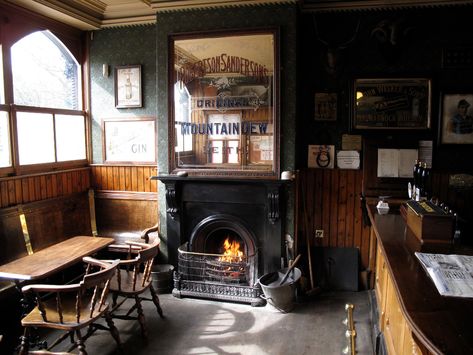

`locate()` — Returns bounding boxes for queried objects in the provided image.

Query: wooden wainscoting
[0,168,91,208]
[297,169,467,274]
[90,165,157,192]
[298,169,371,270]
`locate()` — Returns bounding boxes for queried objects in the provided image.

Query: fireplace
[154,175,286,305]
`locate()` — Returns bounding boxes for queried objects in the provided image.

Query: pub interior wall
[38,3,473,264]
[298,7,473,173]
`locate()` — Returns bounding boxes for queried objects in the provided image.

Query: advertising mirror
[169,29,279,178]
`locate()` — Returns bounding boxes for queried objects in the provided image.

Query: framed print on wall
[314,93,337,121]
[114,65,142,108]
[103,117,156,163]
[352,78,431,130]
[440,93,473,144]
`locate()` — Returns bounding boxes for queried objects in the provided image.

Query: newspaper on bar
[415,252,473,298]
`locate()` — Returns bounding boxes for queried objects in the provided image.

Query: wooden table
[0,236,114,281]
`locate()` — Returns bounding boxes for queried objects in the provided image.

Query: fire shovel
[279,254,302,286]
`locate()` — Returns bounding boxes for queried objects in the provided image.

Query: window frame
[0,7,88,178]
[0,104,13,175]
[8,104,88,175]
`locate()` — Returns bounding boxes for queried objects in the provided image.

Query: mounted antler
[313,17,360,75]
[371,17,413,46]
[370,17,415,62]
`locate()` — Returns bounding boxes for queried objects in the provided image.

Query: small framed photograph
[103,117,156,163]
[440,93,473,144]
[314,93,337,121]
[114,65,142,108]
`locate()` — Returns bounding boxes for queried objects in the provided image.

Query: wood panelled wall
[298,169,371,270]
[1,164,465,273]
[0,165,157,208]
[90,165,157,192]
[298,168,469,273]
[0,168,90,208]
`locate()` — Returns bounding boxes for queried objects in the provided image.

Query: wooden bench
[0,190,159,293]
[0,192,93,294]
[0,190,158,354]
[92,190,158,244]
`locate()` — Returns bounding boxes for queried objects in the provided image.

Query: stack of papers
[415,252,473,298]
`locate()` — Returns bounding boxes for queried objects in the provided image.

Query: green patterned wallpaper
[88,4,297,261]
[89,24,157,163]
[156,4,297,174]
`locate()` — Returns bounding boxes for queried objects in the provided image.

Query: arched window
[0,30,86,173]
[11,31,81,109]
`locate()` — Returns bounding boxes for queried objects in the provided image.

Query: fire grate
[173,243,264,306]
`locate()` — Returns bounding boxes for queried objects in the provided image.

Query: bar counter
[368,205,473,355]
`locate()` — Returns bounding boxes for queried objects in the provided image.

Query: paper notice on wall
[341,134,362,151]
[399,149,418,178]
[377,149,399,177]
[337,150,360,169]
[377,149,418,178]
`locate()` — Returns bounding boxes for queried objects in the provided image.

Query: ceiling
[4,0,472,30]
[3,0,296,30]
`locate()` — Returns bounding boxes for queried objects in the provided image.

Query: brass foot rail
[342,303,356,355]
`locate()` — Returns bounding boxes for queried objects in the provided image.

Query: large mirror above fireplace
[169,28,280,178]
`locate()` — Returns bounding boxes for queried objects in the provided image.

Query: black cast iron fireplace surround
[153,175,287,305]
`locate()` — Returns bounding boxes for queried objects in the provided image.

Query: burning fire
[219,237,244,262]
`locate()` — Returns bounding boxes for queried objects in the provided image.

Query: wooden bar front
[368,205,473,355]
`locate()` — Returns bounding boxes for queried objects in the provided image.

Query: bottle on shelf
[411,160,419,199]
[421,162,431,199]
[415,161,423,201]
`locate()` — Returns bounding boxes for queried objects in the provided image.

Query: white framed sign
[103,117,156,163]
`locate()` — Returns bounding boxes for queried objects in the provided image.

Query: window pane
[17,112,55,165]
[0,111,11,167]
[56,114,86,161]
[227,140,240,164]
[0,46,4,104]
[11,31,81,110]
[210,141,223,164]
[174,82,192,152]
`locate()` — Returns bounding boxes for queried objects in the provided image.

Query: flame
[219,237,244,262]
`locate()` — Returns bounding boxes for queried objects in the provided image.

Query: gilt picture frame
[352,78,431,130]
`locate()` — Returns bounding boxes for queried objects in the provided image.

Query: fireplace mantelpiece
[152,175,287,278]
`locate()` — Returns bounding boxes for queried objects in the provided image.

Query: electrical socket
[315,229,324,238]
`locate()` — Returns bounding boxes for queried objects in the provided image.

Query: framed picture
[314,93,337,121]
[169,28,279,178]
[102,117,156,163]
[440,93,473,144]
[352,78,431,130]
[114,65,142,108]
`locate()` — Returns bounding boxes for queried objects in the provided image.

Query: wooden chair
[104,239,164,341]
[105,222,159,254]
[18,257,121,355]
